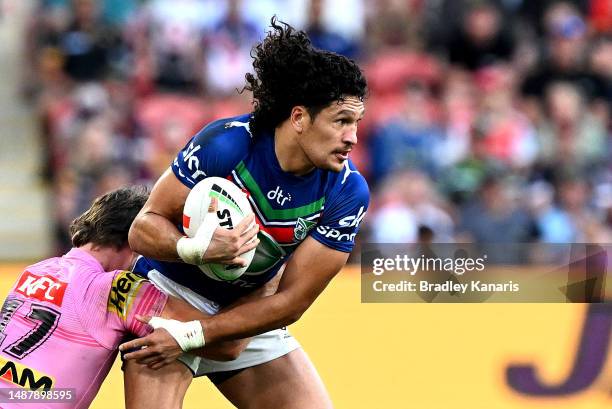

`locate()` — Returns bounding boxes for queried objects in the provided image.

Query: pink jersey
[0,248,168,409]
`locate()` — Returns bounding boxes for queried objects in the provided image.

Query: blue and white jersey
[134,114,369,306]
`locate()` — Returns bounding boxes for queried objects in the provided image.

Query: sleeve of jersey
[310,173,370,253]
[171,118,250,188]
[107,271,168,338]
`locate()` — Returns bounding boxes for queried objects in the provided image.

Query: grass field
[0,263,610,408]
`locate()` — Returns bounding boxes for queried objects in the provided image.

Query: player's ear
[290,106,309,133]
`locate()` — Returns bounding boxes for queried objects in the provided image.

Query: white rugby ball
[182,177,255,281]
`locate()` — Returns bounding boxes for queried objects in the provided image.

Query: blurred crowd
[22,0,612,254]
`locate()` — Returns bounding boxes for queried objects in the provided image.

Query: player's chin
[324,162,343,173]
[325,155,347,172]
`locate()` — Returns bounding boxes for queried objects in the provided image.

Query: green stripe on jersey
[236,161,325,220]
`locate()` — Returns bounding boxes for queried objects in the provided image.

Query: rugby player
[0,187,256,409]
[122,18,369,409]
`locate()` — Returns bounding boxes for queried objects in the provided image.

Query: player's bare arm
[128,169,188,260]
[121,236,348,365]
[158,296,247,362]
[129,168,259,265]
[203,238,349,342]
[126,267,282,368]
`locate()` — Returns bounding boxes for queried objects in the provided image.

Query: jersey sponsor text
[14,272,67,307]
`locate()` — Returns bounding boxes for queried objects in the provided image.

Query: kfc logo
[15,272,67,307]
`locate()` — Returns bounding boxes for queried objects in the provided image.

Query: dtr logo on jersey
[267,186,292,206]
[14,272,67,307]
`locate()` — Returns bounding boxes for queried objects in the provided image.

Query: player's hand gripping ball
[183,177,256,281]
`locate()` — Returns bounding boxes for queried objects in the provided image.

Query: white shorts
[147,270,301,377]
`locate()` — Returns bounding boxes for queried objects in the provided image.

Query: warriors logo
[294,218,316,241]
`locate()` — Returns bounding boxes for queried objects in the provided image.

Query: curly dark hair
[244,17,367,136]
[70,186,149,249]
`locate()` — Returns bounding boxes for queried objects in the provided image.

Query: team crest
[294,218,316,241]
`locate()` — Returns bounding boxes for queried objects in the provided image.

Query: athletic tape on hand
[176,212,218,265]
[148,317,205,351]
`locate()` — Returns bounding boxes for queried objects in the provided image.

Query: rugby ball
[182,177,255,281]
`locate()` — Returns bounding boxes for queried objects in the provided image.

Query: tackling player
[0,187,255,409]
[121,18,369,409]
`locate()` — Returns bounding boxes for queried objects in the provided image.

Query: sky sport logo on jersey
[315,206,366,242]
[182,142,207,181]
[339,206,366,228]
[316,226,358,242]
[14,272,67,308]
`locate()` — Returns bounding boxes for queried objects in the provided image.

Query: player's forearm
[129,212,182,261]
[161,295,250,361]
[177,281,278,359]
[202,292,307,344]
[201,245,340,343]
